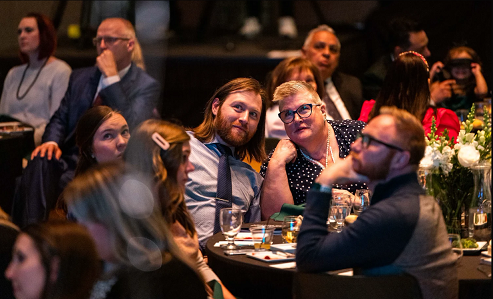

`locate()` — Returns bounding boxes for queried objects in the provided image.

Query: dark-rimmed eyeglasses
[356,132,405,152]
[92,36,130,46]
[278,103,321,124]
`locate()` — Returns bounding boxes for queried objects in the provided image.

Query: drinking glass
[332,192,353,212]
[282,216,301,243]
[249,225,275,251]
[220,208,243,250]
[330,205,349,233]
[353,189,371,215]
[448,234,463,260]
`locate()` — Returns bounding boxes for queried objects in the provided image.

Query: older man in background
[302,25,364,120]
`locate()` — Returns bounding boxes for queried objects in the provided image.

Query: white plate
[270,243,296,254]
[234,232,253,240]
[246,251,295,263]
[481,251,491,258]
[462,241,487,252]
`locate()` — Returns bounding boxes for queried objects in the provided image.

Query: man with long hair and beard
[185,78,266,250]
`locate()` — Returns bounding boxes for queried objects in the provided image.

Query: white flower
[458,144,480,167]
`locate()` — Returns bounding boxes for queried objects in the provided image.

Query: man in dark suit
[302,25,364,120]
[362,18,433,101]
[12,18,160,227]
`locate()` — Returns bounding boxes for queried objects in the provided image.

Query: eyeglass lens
[280,104,315,123]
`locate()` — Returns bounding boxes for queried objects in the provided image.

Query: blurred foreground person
[64,162,207,299]
[5,220,100,299]
[296,106,458,299]
[125,119,235,298]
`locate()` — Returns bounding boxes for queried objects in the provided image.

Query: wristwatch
[311,182,332,193]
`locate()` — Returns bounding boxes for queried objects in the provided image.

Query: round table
[206,224,491,299]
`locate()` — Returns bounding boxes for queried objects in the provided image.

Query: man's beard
[215,110,253,147]
[350,151,394,181]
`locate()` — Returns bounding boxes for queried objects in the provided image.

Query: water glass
[249,225,275,250]
[282,216,301,243]
[448,234,463,260]
[354,189,371,215]
[330,205,349,233]
[220,208,243,250]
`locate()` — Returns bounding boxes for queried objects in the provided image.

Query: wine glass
[282,216,301,243]
[448,234,463,260]
[354,189,371,215]
[220,208,243,250]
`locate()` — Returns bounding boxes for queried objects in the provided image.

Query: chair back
[293,272,422,299]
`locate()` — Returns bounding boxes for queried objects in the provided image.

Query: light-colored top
[265,105,288,139]
[326,77,351,120]
[184,132,262,249]
[0,58,71,145]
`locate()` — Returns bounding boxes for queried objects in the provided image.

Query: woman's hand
[471,62,482,76]
[269,139,297,166]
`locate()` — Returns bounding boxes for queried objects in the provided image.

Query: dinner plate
[246,251,295,263]
[481,251,491,258]
[270,243,296,254]
[234,232,253,240]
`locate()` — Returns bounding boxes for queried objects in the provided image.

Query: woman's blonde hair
[63,161,183,271]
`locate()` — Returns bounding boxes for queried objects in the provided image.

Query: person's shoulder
[128,63,159,84]
[333,71,361,83]
[49,58,72,70]
[328,119,366,130]
[71,65,98,77]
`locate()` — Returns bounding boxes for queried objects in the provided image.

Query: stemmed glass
[354,189,371,215]
[448,234,463,260]
[220,208,243,250]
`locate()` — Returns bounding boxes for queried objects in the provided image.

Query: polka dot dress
[260,119,367,205]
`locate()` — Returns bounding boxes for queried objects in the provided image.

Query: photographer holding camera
[430,46,488,111]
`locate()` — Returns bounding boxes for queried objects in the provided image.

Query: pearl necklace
[300,124,335,169]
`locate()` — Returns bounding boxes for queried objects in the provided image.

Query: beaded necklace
[300,124,335,169]
[16,57,49,100]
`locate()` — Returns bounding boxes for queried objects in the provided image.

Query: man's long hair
[192,78,266,162]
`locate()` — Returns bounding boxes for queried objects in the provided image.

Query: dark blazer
[43,63,160,160]
[331,71,365,120]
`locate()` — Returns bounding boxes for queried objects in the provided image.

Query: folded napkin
[270,203,306,221]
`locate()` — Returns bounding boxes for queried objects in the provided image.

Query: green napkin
[269,203,306,221]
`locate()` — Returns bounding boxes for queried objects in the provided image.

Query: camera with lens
[435,58,473,84]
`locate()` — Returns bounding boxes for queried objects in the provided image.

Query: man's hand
[31,143,62,160]
[315,156,369,186]
[429,61,444,80]
[430,79,456,105]
[269,139,297,167]
[96,49,118,77]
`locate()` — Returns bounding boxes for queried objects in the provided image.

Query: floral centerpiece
[419,104,491,234]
